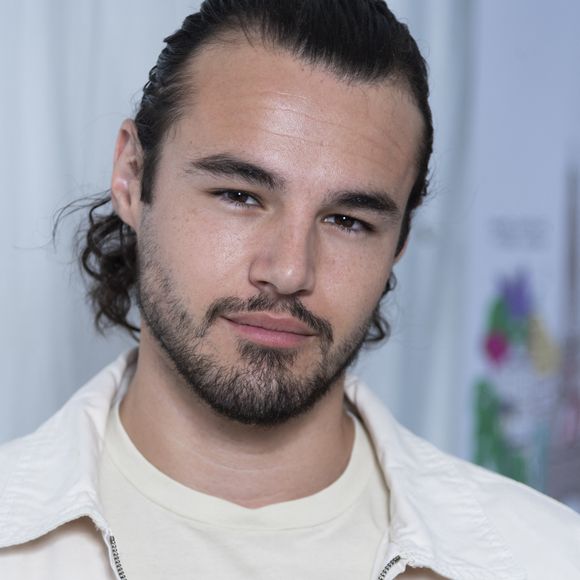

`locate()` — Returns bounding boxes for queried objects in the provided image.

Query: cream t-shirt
[98,400,389,579]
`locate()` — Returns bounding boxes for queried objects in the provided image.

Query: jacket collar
[0,350,524,579]
[345,376,525,580]
[0,351,135,548]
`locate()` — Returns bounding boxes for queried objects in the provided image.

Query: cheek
[319,248,393,333]
[153,209,254,298]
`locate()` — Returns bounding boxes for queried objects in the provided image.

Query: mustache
[200,294,334,345]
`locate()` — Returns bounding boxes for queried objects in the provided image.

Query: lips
[222,313,316,348]
[224,313,315,335]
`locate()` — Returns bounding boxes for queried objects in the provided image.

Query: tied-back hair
[71,0,433,344]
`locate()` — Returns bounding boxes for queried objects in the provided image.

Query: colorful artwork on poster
[474,171,580,510]
[475,271,560,487]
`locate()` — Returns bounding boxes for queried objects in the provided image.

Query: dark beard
[137,248,371,426]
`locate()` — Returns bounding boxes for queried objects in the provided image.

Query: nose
[248,219,317,297]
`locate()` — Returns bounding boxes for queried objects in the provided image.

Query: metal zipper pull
[377,555,402,579]
[108,535,129,580]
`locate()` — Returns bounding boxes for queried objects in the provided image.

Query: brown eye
[335,215,356,229]
[324,214,369,233]
[226,191,255,204]
[213,190,260,206]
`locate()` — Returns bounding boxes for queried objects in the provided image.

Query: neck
[120,339,354,508]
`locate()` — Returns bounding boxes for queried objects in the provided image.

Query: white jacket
[0,350,579,579]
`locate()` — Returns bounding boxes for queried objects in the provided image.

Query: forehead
[164,39,424,201]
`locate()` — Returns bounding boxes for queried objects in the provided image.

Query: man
[1,1,579,578]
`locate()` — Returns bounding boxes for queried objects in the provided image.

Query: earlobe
[110,119,143,231]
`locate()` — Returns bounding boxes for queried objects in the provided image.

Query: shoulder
[0,433,30,501]
[451,455,580,576]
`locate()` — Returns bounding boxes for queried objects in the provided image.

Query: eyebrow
[185,154,285,191]
[186,153,402,221]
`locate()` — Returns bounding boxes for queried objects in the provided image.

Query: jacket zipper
[377,555,401,579]
[108,535,129,580]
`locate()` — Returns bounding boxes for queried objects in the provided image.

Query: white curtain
[0,1,471,447]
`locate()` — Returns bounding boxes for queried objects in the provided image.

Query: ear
[110,119,143,231]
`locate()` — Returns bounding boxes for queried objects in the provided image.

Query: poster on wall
[472,169,580,511]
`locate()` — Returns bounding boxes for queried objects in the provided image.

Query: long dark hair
[73,0,433,344]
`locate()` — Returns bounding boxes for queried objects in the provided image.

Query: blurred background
[1,1,579,510]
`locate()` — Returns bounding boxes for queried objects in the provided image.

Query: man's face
[133,40,423,425]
